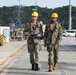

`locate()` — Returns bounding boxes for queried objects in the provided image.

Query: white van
[64,30,76,37]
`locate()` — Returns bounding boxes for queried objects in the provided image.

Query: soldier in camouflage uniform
[44,13,62,72]
[25,11,43,71]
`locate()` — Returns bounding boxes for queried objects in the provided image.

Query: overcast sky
[0,0,75,8]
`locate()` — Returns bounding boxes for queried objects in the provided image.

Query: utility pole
[17,0,21,28]
[35,0,38,11]
[69,0,72,30]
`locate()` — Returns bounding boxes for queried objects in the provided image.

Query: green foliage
[0,6,76,29]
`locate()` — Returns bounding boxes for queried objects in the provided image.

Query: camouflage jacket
[25,21,43,39]
[44,22,63,46]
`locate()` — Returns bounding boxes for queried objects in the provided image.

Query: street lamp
[17,0,21,28]
[32,0,38,11]
[35,0,38,11]
[62,20,65,29]
[69,0,72,30]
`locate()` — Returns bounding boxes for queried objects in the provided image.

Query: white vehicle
[64,30,76,37]
[62,30,66,36]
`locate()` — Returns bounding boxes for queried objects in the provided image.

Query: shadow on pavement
[58,62,76,71]
[60,45,76,52]
[0,67,58,75]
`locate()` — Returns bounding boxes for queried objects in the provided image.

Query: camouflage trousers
[47,45,59,65]
[30,49,39,64]
[27,38,41,64]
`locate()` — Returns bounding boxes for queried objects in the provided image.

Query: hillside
[0,5,76,29]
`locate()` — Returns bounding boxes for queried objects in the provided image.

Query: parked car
[63,30,76,37]
[62,30,66,36]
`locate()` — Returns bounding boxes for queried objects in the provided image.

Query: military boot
[49,65,52,72]
[53,63,57,70]
[31,64,34,70]
[35,64,40,71]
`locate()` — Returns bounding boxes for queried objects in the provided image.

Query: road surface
[0,37,76,75]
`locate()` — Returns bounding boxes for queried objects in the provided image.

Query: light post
[60,21,65,30]
[32,0,38,11]
[69,0,72,30]
[35,0,38,11]
[17,0,21,28]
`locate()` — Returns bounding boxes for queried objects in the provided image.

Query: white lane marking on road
[0,59,18,75]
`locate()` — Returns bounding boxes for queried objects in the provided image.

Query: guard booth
[0,26,10,45]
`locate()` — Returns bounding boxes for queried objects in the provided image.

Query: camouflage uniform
[44,22,62,65]
[26,21,43,64]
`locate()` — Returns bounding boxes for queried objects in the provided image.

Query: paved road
[0,37,76,75]
[0,41,26,65]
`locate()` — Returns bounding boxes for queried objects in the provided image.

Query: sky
[0,0,76,8]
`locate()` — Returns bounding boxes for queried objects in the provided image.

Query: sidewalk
[0,40,27,65]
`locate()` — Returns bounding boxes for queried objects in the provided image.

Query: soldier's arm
[44,25,48,46]
[39,24,43,39]
[57,24,63,43]
[24,23,31,39]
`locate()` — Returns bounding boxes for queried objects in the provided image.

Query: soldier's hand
[44,44,47,47]
[27,33,31,38]
[37,34,41,37]
[28,33,31,36]
[58,42,60,46]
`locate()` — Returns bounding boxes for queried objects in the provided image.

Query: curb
[0,44,26,65]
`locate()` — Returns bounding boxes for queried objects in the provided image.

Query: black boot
[31,64,34,70]
[35,64,40,71]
